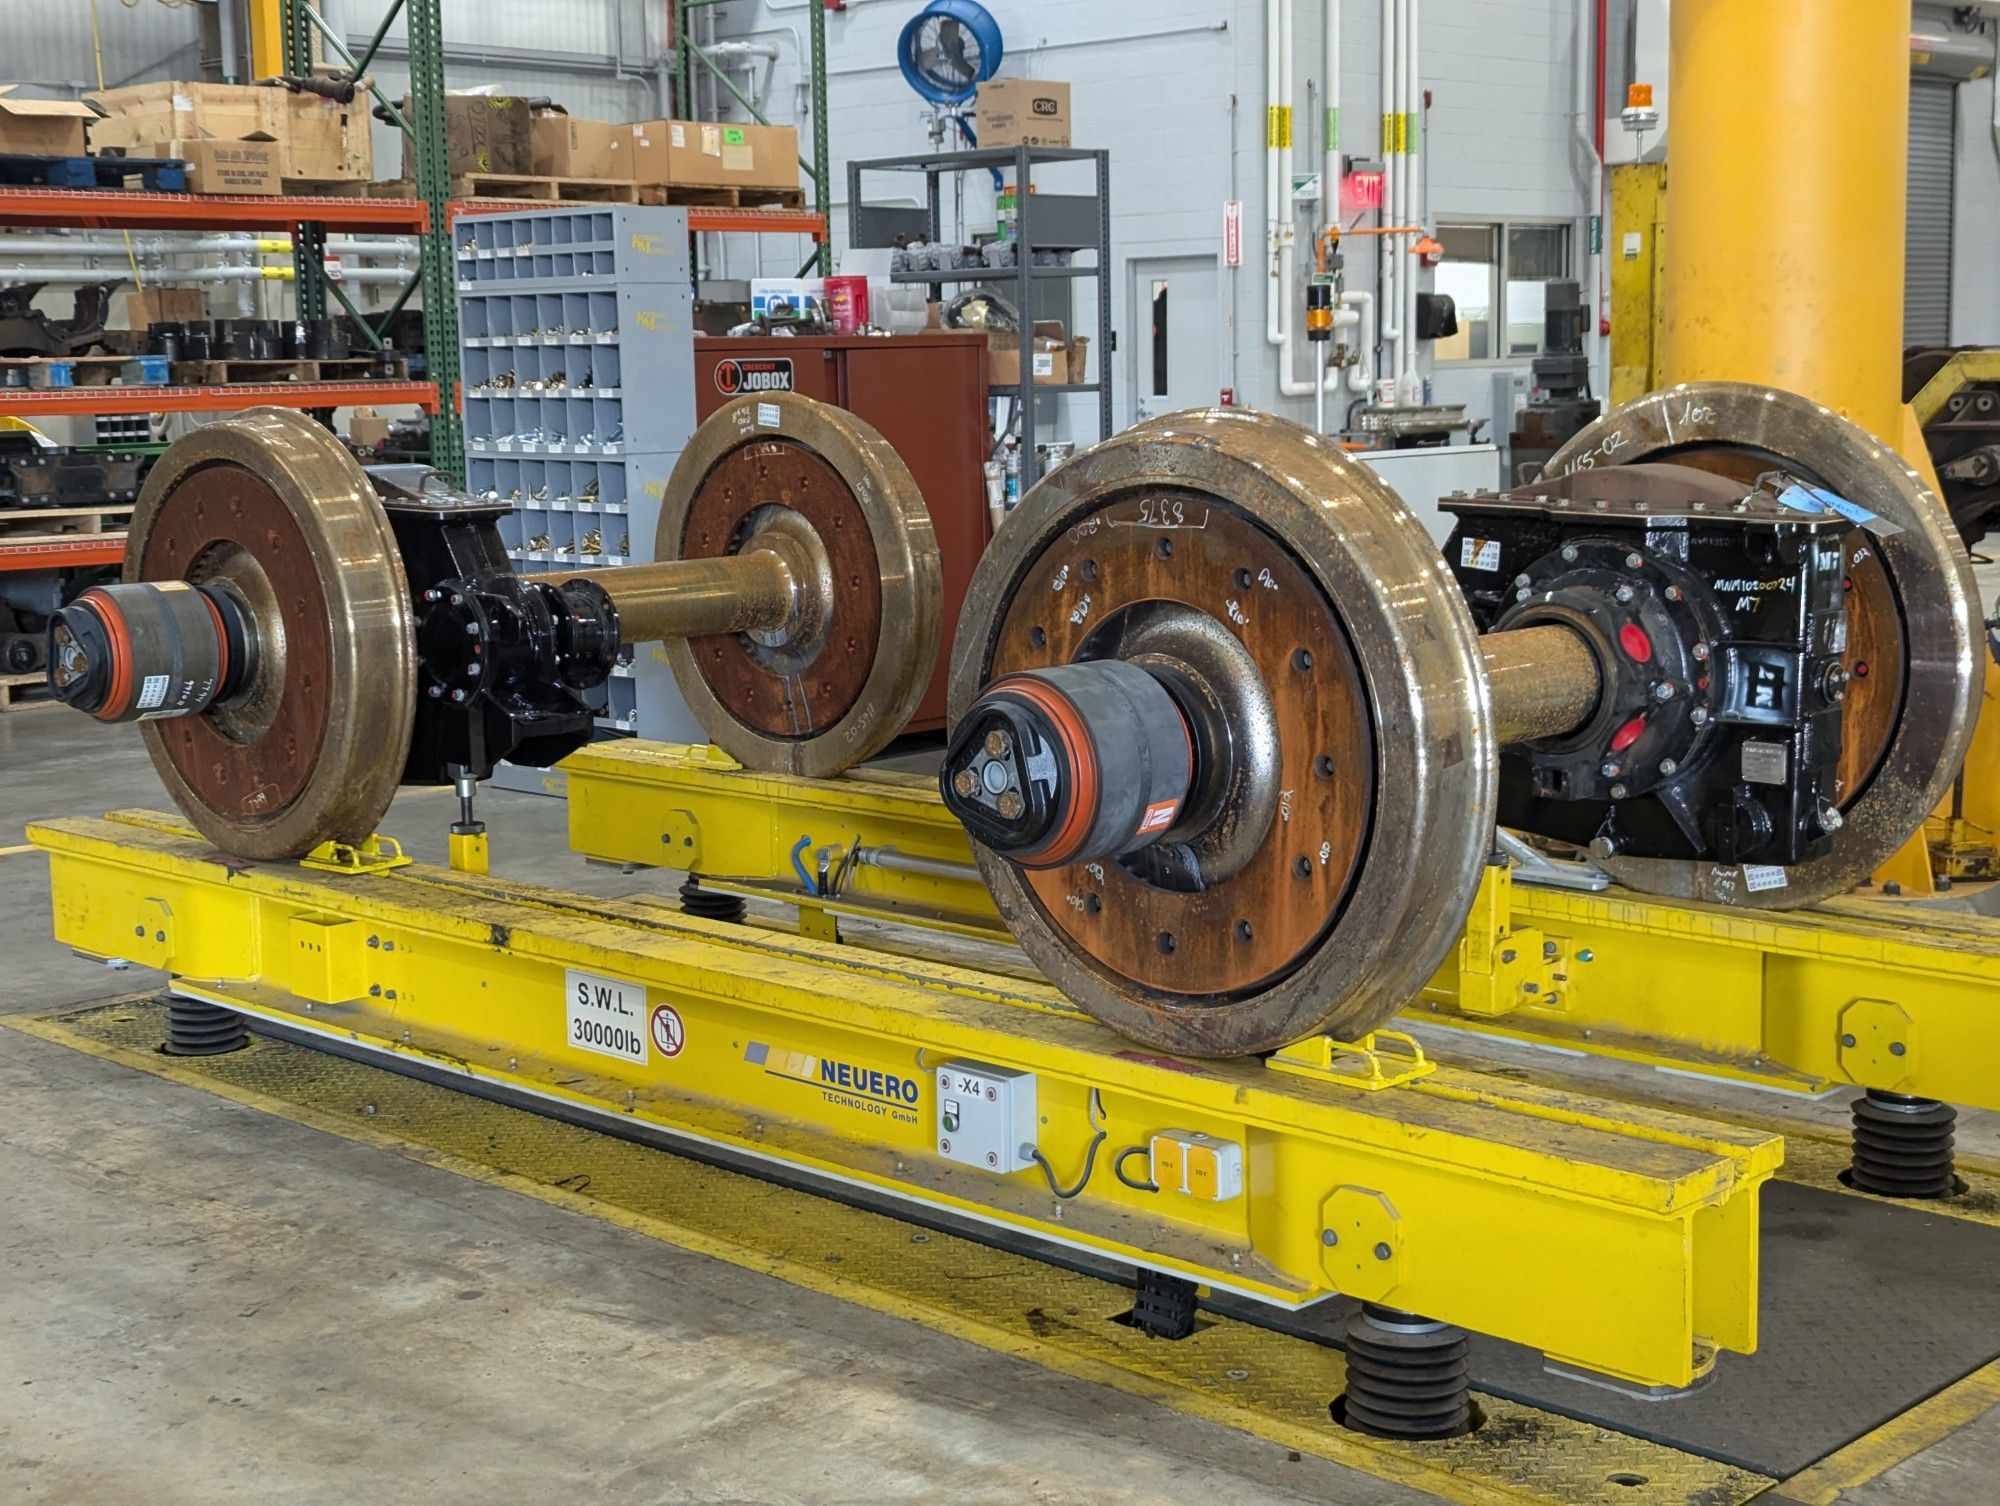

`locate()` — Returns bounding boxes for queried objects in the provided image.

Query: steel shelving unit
[0,186,437,586]
[847,146,1112,489]
[674,0,831,274]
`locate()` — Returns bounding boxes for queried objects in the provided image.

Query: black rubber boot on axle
[160,996,247,1057]
[1335,1305,1476,1440]
[678,875,747,924]
[1848,1090,1957,1199]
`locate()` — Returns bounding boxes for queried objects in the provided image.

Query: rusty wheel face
[660,394,940,777]
[127,408,415,859]
[951,408,1494,1057]
[1547,383,1980,906]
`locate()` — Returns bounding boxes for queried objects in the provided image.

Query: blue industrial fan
[897,0,1004,108]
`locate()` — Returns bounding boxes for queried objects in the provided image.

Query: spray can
[1003,436,1022,504]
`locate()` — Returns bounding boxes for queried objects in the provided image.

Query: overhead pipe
[1379,0,1400,375]
[173,265,415,284]
[1265,0,1290,353]
[1401,0,1422,398]
[1572,0,1607,385]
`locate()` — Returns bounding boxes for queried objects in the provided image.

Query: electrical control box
[1150,1130,1245,1201]
[935,1060,1037,1174]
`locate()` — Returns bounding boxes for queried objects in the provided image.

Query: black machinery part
[376,473,621,785]
[1905,346,2000,545]
[0,280,118,359]
[1444,462,1853,871]
[1848,1091,1958,1200]
[46,578,254,723]
[940,658,1195,871]
[1335,1306,1477,1441]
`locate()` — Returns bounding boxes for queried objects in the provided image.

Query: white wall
[1953,72,2000,346]
[2,0,1994,409]
[710,0,1599,439]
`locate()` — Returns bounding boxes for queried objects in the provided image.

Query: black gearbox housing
[373,471,623,784]
[1443,464,1855,870]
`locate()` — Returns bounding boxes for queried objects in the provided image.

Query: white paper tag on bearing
[135,673,170,712]
[565,968,648,1063]
[756,401,781,429]
[1742,864,1789,893]
[1459,537,1501,572]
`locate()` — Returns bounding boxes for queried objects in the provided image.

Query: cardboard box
[611,119,800,192]
[125,288,205,328]
[530,107,620,179]
[87,82,285,149]
[281,93,371,181]
[407,92,535,179]
[749,278,827,323]
[129,138,281,195]
[988,321,1071,387]
[1066,334,1091,385]
[86,82,368,180]
[975,79,1072,148]
[348,409,393,450]
[0,86,96,157]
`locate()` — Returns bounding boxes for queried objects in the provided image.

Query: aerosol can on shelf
[1003,436,1022,504]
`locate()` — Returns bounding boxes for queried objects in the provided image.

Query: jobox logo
[715,357,795,396]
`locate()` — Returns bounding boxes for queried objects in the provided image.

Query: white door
[1128,255,1221,422]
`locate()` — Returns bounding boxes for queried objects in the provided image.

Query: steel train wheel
[125,407,417,860]
[949,408,1495,1057]
[1545,382,1981,906]
[659,394,943,778]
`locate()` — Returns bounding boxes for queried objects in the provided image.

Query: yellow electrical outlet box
[1149,1130,1244,1201]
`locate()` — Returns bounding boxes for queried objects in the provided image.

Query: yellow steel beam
[1608,161,1666,408]
[32,811,1778,1391]
[248,0,287,82]
[565,742,2000,1112]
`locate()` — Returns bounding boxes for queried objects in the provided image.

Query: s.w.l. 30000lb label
[565,967,648,1064]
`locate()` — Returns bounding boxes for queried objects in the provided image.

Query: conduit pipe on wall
[1403,0,1422,391]
[1270,0,1360,405]
[1379,0,1400,376]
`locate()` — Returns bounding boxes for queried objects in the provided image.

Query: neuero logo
[715,357,794,396]
[819,1057,921,1104]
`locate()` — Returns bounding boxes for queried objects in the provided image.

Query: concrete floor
[3,707,1998,1504]
[0,711,1433,1506]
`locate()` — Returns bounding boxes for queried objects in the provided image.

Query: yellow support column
[1661,0,1909,440]
[249,0,286,83]
[1663,0,1980,891]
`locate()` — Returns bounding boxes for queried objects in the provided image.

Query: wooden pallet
[648,183,807,210]
[0,670,52,713]
[279,176,384,198]
[167,356,407,386]
[0,152,188,192]
[371,175,806,210]
[0,505,133,538]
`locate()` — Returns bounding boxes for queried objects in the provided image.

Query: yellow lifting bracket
[1268,1031,1438,1091]
[300,834,413,876]
[32,811,1778,1392]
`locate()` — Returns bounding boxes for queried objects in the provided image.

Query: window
[1434,221,1574,363]
[1433,225,1497,361]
